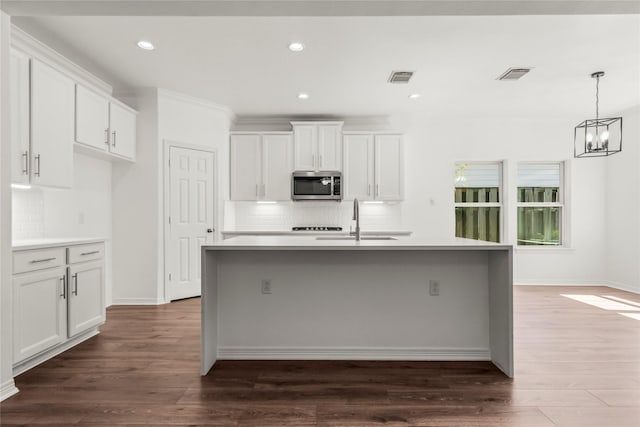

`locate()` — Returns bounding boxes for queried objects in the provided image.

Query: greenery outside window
[517,163,563,246]
[454,162,502,243]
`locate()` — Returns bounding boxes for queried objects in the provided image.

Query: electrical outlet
[261,279,272,294]
[429,280,440,296]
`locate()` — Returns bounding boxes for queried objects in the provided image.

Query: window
[517,162,563,246]
[454,162,502,243]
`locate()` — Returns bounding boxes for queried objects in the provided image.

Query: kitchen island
[201,237,513,377]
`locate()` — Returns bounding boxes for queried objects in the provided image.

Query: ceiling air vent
[388,71,414,84]
[497,68,532,81]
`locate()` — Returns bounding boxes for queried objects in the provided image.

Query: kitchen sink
[315,236,397,241]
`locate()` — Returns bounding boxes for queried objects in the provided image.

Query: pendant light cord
[595,75,600,121]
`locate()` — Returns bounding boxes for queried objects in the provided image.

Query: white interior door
[168,146,215,301]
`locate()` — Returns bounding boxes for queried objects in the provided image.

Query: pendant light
[574,71,622,158]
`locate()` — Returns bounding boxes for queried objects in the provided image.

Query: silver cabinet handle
[112,131,116,147]
[22,151,29,175]
[261,183,266,197]
[29,257,56,264]
[60,276,66,299]
[312,154,316,169]
[376,184,380,197]
[319,155,323,168]
[80,250,100,256]
[255,184,259,197]
[72,273,78,296]
[368,184,371,196]
[34,154,41,177]
[104,129,110,145]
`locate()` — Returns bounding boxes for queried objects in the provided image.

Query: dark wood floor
[1,286,639,426]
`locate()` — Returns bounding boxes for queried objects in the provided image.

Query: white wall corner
[0,11,16,402]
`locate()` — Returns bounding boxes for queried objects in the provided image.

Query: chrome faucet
[352,198,361,241]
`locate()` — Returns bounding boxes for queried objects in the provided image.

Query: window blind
[455,163,500,188]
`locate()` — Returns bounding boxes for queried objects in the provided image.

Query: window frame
[516,161,565,248]
[454,161,504,243]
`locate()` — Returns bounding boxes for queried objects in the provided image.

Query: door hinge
[169,273,172,280]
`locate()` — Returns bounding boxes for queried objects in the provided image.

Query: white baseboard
[110,297,167,305]
[0,379,19,402]
[12,329,99,377]
[514,280,640,294]
[217,346,490,361]
[605,281,640,294]
[514,280,608,286]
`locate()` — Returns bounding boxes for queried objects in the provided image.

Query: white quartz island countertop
[203,236,512,251]
[201,235,514,379]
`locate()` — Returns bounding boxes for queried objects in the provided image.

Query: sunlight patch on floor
[561,294,640,311]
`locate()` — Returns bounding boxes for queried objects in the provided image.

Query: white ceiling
[12,14,640,118]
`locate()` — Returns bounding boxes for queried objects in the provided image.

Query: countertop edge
[12,237,108,251]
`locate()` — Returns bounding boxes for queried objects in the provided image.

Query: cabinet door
[30,60,74,188]
[68,260,105,338]
[109,102,136,160]
[343,134,374,200]
[230,134,262,200]
[75,85,110,151]
[262,133,292,201]
[293,124,317,170]
[374,134,403,201]
[13,267,67,363]
[317,124,342,171]
[10,50,30,185]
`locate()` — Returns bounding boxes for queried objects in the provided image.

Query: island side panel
[201,248,218,375]
[488,248,514,377]
[216,249,492,360]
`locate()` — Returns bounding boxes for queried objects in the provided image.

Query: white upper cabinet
[343,133,403,201]
[230,133,262,201]
[343,133,374,200]
[75,84,137,161]
[292,121,343,171]
[374,134,403,200]
[109,102,137,160]
[230,132,292,201]
[262,133,293,201]
[75,85,110,151]
[10,49,30,185]
[30,59,75,189]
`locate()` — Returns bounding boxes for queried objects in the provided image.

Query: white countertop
[204,236,512,251]
[221,229,412,236]
[12,237,107,251]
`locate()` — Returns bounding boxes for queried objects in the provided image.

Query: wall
[0,11,19,401]
[111,88,162,304]
[12,153,114,304]
[111,89,232,304]
[606,106,640,293]
[394,114,607,285]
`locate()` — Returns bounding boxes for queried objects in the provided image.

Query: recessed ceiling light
[137,40,155,50]
[408,93,421,99]
[288,42,304,52]
[297,93,309,100]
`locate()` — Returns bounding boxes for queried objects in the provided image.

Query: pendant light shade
[574,72,622,158]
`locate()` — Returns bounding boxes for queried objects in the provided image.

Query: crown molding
[157,88,235,122]
[11,25,112,95]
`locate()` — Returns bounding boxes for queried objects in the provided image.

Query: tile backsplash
[225,200,403,231]
[12,188,45,240]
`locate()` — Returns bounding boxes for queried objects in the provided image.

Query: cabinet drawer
[68,243,104,264]
[13,248,66,274]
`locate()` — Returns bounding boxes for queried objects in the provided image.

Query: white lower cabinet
[12,242,105,369]
[12,267,67,362]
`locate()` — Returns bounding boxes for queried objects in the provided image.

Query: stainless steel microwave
[291,171,342,201]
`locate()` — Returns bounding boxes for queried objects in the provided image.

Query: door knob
[207,228,214,233]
